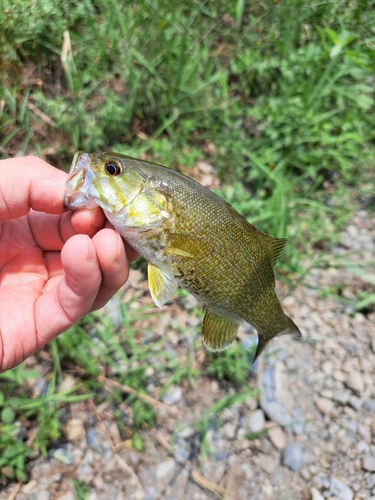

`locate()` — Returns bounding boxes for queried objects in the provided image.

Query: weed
[206,341,254,386]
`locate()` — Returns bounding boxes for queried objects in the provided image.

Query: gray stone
[348,395,362,411]
[371,338,375,353]
[333,389,350,405]
[328,477,353,500]
[362,455,375,472]
[247,409,265,433]
[76,463,94,482]
[162,385,182,405]
[365,399,375,411]
[343,420,358,433]
[53,448,75,466]
[36,492,50,500]
[282,442,304,471]
[291,408,305,435]
[174,446,189,464]
[145,487,157,500]
[155,459,176,483]
[261,401,292,426]
[368,474,375,489]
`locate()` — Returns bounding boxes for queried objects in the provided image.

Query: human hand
[0,156,134,373]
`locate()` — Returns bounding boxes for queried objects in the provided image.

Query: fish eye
[105,161,122,176]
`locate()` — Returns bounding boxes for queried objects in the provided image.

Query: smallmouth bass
[64,152,301,360]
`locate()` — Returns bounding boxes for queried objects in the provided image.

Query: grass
[1,0,375,486]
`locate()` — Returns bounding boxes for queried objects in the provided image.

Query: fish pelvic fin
[252,315,302,363]
[201,307,239,352]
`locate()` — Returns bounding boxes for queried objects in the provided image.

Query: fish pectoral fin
[148,263,177,308]
[165,233,211,258]
[201,307,239,352]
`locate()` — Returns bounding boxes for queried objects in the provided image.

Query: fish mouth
[64,152,98,210]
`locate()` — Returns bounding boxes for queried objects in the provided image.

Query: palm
[0,156,132,372]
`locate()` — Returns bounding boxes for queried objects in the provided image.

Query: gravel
[1,206,374,500]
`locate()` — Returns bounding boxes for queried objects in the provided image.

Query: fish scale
[64,151,301,361]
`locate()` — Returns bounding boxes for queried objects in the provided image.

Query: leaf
[1,406,15,424]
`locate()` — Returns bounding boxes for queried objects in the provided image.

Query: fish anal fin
[148,263,177,308]
[202,307,239,352]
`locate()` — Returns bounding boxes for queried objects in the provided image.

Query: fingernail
[87,239,98,263]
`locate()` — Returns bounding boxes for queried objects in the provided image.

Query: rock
[247,409,265,434]
[129,490,145,500]
[22,480,38,494]
[315,397,334,415]
[368,474,375,489]
[372,417,375,436]
[155,459,176,483]
[362,455,375,472]
[356,440,370,454]
[371,338,375,353]
[197,161,216,175]
[56,493,75,500]
[321,361,333,375]
[333,389,350,405]
[36,491,50,500]
[267,425,286,450]
[261,401,292,426]
[333,369,346,382]
[53,448,75,466]
[291,408,305,435]
[282,442,304,471]
[161,385,182,405]
[345,369,364,394]
[76,463,94,482]
[310,487,324,500]
[259,455,277,475]
[365,399,375,411]
[328,477,353,500]
[87,428,102,451]
[65,418,85,441]
[348,395,362,411]
[222,422,237,439]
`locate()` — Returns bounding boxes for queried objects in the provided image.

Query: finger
[90,229,129,310]
[35,234,103,346]
[70,207,106,236]
[28,206,106,251]
[0,156,68,220]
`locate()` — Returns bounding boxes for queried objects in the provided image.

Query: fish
[64,151,301,361]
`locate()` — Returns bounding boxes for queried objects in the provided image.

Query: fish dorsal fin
[225,204,288,267]
[201,307,240,352]
[148,263,177,308]
[244,221,287,267]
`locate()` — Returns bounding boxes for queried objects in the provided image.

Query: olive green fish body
[65,152,301,360]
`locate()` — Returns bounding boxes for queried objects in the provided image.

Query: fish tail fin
[252,313,302,363]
